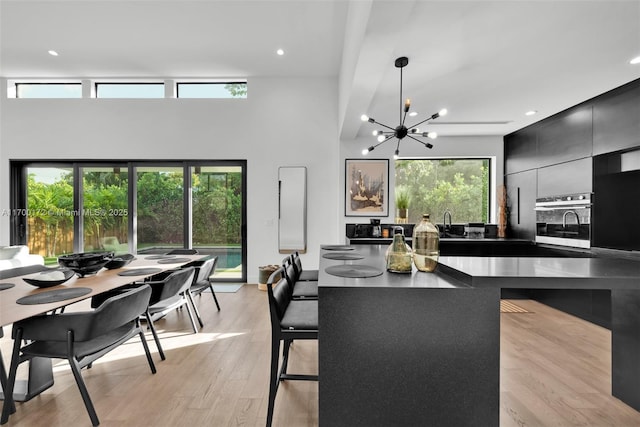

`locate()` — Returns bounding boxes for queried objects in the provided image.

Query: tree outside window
[395,159,489,226]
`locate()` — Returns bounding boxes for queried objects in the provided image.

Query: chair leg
[68,356,99,427]
[138,328,157,374]
[208,283,221,311]
[266,335,281,427]
[280,339,292,380]
[186,290,204,328]
[145,311,166,361]
[182,296,199,334]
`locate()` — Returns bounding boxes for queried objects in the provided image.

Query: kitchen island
[318,245,500,427]
[318,245,640,426]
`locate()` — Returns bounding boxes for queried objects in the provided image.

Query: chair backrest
[15,285,152,342]
[194,256,217,284]
[153,266,196,303]
[85,285,153,340]
[266,267,290,324]
[291,252,304,278]
[281,258,298,294]
[166,248,199,255]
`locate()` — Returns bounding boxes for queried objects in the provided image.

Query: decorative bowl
[23,268,75,288]
[104,253,135,270]
[58,252,114,277]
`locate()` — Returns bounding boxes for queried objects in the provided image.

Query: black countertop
[319,244,467,289]
[437,256,640,290]
[320,244,640,291]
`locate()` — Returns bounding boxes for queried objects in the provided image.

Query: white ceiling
[1,0,640,139]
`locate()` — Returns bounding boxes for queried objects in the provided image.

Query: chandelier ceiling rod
[361,56,447,159]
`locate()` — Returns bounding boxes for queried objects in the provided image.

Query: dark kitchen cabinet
[536,106,593,167]
[505,169,536,240]
[593,80,640,156]
[537,157,592,197]
[505,126,538,174]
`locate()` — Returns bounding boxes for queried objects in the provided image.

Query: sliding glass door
[11,160,247,282]
[135,166,184,253]
[82,166,129,253]
[191,166,243,280]
[24,166,74,262]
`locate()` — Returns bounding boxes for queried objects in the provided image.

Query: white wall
[339,134,505,238]
[0,77,340,282]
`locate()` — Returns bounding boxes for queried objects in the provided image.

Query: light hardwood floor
[2,287,640,426]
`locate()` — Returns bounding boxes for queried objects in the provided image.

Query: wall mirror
[278,166,307,253]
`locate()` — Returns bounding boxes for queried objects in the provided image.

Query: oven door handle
[535,205,590,211]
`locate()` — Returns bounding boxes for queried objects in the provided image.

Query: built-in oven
[535,193,591,248]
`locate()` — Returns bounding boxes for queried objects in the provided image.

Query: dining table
[0,253,203,424]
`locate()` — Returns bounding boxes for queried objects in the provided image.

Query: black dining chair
[282,256,318,300]
[1,285,155,427]
[265,267,318,427]
[142,266,198,361]
[290,251,319,282]
[184,256,220,328]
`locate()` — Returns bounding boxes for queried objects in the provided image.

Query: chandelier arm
[401,110,409,127]
[369,120,396,132]
[372,135,396,150]
[407,116,435,130]
[407,134,433,149]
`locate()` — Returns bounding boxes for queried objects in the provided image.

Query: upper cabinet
[537,157,592,197]
[505,126,538,174]
[536,106,593,167]
[593,80,640,156]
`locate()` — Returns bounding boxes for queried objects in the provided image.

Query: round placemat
[325,264,383,278]
[322,252,365,260]
[0,283,15,291]
[16,287,92,305]
[118,268,163,276]
[157,257,191,264]
[145,255,175,260]
[322,245,355,251]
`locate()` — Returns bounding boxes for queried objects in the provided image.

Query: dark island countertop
[437,256,640,290]
[319,244,468,289]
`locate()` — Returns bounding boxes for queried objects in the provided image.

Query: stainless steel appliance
[535,193,591,248]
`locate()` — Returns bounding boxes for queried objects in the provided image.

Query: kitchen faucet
[443,209,452,234]
[562,210,580,228]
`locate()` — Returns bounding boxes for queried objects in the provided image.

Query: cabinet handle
[517,187,521,225]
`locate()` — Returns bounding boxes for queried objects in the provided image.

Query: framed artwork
[345,158,389,217]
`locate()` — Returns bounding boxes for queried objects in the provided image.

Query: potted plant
[395,187,411,223]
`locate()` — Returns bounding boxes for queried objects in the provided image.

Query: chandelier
[361,56,447,159]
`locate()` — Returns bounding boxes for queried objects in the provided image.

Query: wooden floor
[2,287,640,426]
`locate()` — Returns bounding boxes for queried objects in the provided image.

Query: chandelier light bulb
[404,98,411,112]
[377,134,386,143]
[362,148,370,155]
[630,56,640,65]
[361,114,369,122]
[427,132,437,139]
[439,108,448,116]
[372,130,379,136]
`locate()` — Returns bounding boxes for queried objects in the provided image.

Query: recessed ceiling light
[630,56,640,65]
[409,111,418,117]
[48,50,59,56]
[525,110,537,116]
[276,48,284,56]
